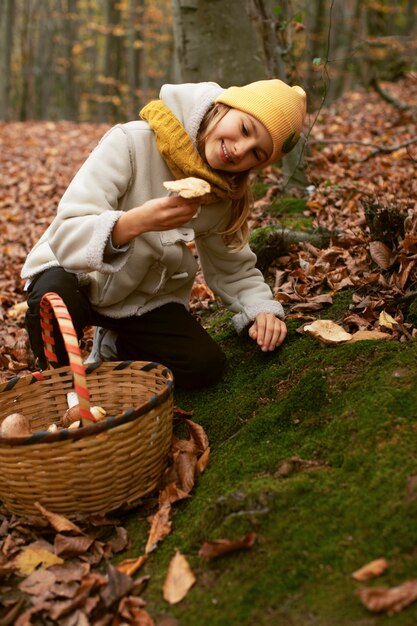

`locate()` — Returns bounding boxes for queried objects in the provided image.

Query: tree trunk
[304,0,327,111]
[170,0,268,86]
[246,0,289,79]
[0,0,15,121]
[99,0,122,122]
[246,0,307,189]
[62,0,80,121]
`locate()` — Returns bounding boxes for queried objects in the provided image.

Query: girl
[22,79,306,389]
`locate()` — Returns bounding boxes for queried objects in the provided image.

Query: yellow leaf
[163,551,196,604]
[14,546,63,576]
[7,301,28,318]
[379,311,397,329]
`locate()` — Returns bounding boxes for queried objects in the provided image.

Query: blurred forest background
[0,0,416,124]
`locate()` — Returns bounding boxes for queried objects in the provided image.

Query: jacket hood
[159,82,224,144]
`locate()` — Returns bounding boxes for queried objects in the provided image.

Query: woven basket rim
[0,359,174,447]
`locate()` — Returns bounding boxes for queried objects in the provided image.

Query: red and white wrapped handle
[40,292,95,423]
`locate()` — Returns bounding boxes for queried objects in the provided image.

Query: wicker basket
[0,292,174,518]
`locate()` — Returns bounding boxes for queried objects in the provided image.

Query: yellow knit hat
[215,79,307,164]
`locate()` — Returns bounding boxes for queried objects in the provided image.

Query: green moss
[266,196,312,231]
[118,305,417,625]
[268,196,308,217]
[251,181,270,199]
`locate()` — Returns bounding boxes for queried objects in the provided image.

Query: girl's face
[204,108,273,173]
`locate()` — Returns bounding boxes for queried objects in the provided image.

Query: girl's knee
[176,343,226,389]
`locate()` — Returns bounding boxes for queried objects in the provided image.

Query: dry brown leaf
[348,330,391,342]
[402,234,417,253]
[357,579,417,613]
[163,177,211,198]
[369,240,396,269]
[145,503,172,554]
[100,564,133,609]
[34,501,83,534]
[18,568,56,595]
[54,533,95,558]
[352,557,389,581]
[162,551,196,605]
[196,447,211,475]
[183,418,209,452]
[304,319,352,344]
[174,450,197,494]
[198,532,257,560]
[159,482,191,507]
[116,554,148,577]
[118,596,155,625]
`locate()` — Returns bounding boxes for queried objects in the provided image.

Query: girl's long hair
[197,103,252,251]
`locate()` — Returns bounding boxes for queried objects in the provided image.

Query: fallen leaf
[14,546,64,576]
[182,418,209,452]
[198,532,257,560]
[379,310,398,329]
[369,240,396,269]
[107,525,130,554]
[100,564,133,609]
[357,579,417,613]
[18,568,56,595]
[352,557,389,581]
[174,450,197,494]
[159,482,191,507]
[163,551,196,605]
[304,319,352,344]
[34,501,83,534]
[116,554,148,577]
[196,447,211,474]
[145,504,172,554]
[348,330,391,342]
[118,596,155,625]
[7,301,28,318]
[54,533,95,557]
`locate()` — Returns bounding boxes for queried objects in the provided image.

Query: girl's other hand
[248,313,287,351]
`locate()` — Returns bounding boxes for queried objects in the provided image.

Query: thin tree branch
[369,76,411,112]
[309,137,417,162]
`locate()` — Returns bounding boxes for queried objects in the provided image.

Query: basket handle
[40,292,96,423]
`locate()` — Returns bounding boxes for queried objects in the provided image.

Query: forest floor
[0,75,417,625]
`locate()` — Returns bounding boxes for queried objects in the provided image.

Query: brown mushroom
[163,177,211,198]
[0,413,32,438]
[62,405,83,428]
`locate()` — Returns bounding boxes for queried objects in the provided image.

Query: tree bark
[0,0,15,121]
[170,0,268,86]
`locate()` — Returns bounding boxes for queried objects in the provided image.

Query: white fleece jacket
[21,82,284,332]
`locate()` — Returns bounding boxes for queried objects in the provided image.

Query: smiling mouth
[221,141,233,163]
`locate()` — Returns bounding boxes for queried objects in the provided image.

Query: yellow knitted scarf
[140,100,237,204]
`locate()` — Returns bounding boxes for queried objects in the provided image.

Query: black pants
[25,267,226,389]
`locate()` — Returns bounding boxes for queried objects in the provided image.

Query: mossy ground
[119,297,417,625]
